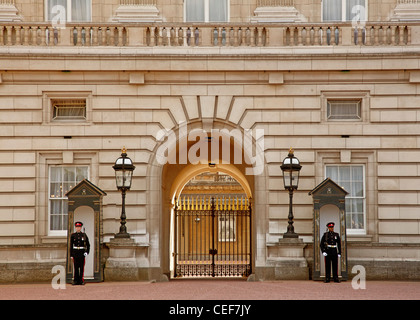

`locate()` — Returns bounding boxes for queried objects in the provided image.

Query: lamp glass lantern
[113,148,135,190]
[112,147,135,239]
[281,149,302,190]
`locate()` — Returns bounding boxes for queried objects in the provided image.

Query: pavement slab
[0,279,419,300]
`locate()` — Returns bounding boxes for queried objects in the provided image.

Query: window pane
[327,100,361,120]
[50,167,62,182]
[323,0,342,21]
[49,166,88,232]
[76,167,88,182]
[52,99,86,121]
[339,166,351,193]
[63,167,75,182]
[326,166,338,182]
[50,182,63,198]
[209,0,228,22]
[71,0,91,22]
[346,0,366,22]
[46,0,67,21]
[351,166,364,197]
[186,0,205,22]
[50,199,63,230]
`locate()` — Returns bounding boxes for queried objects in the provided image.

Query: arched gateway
[155,122,263,279]
[173,171,252,278]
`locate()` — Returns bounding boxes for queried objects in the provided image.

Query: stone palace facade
[0,0,419,282]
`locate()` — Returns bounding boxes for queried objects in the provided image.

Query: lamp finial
[289,147,294,155]
[122,146,127,154]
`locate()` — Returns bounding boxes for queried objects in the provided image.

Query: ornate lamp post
[113,147,135,239]
[280,148,302,239]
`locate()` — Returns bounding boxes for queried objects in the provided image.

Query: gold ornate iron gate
[174,196,251,278]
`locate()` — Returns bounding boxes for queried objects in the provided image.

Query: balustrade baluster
[54,27,59,45]
[391,25,396,46]
[289,27,295,46]
[213,27,218,46]
[233,27,238,46]
[358,27,363,45]
[238,27,243,46]
[16,26,22,45]
[0,27,4,45]
[157,27,163,46]
[226,27,232,46]
[314,26,320,45]
[331,27,336,46]
[37,27,44,46]
[22,26,28,45]
[177,27,182,46]
[46,27,51,46]
[152,26,158,46]
[250,27,256,47]
[78,27,83,46]
[117,27,123,46]
[6,26,12,45]
[262,27,267,46]
[194,27,199,46]
[186,27,191,46]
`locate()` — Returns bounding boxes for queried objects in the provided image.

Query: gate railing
[174,196,251,278]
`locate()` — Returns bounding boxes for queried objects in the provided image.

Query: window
[45,0,92,22]
[185,0,229,22]
[326,165,365,232]
[43,92,91,124]
[322,0,367,22]
[327,100,361,120]
[49,166,88,234]
[52,99,87,121]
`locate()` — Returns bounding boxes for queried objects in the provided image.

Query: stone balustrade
[119,0,157,5]
[0,22,413,47]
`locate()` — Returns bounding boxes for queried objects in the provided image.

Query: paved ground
[1,279,418,319]
[0,279,419,301]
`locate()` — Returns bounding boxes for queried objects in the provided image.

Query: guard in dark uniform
[70,221,90,285]
[320,222,341,283]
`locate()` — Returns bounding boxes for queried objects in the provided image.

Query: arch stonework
[145,119,269,280]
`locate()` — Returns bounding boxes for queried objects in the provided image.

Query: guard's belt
[73,246,86,250]
[327,245,337,248]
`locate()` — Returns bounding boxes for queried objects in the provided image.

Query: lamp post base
[283,232,299,239]
[114,232,131,239]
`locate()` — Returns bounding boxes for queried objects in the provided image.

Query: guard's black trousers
[72,255,86,285]
[324,249,339,281]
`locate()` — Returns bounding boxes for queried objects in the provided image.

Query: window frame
[321,0,368,22]
[325,164,366,235]
[321,91,370,123]
[327,99,362,121]
[48,165,89,236]
[184,0,230,23]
